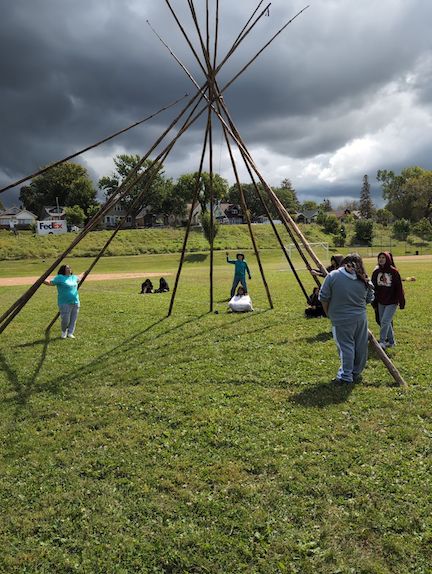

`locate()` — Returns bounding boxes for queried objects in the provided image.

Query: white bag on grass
[228,294,253,312]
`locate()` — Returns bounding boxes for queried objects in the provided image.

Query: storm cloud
[1,0,432,207]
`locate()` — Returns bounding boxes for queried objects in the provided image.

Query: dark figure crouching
[304,287,326,318]
[140,279,153,294]
[154,277,169,293]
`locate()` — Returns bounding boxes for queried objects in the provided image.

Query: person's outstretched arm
[226,251,235,264]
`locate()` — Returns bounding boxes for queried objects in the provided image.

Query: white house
[102,203,133,228]
[0,207,38,230]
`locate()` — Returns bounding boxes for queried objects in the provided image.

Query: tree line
[18,154,302,227]
[17,156,432,241]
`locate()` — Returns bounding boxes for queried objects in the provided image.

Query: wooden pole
[167,122,211,317]
[240,155,312,303]
[1,86,214,333]
[45,162,164,331]
[0,95,188,195]
[215,114,407,387]
[219,113,273,308]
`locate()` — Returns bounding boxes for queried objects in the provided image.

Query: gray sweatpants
[332,316,368,382]
[59,303,79,335]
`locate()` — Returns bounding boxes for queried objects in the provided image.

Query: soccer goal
[286,241,329,261]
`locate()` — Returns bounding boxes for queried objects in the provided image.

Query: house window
[126,216,132,223]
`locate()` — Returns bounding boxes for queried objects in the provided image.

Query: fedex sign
[37,220,67,236]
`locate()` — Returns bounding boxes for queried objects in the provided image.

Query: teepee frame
[0,1,406,387]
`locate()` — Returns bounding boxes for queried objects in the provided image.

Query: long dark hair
[342,253,369,286]
[57,264,70,275]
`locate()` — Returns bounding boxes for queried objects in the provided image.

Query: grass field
[1,252,431,573]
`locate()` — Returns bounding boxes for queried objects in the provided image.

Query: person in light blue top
[319,253,374,384]
[226,251,252,298]
[44,264,82,339]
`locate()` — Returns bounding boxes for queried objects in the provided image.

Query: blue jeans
[378,303,397,345]
[332,316,369,382]
[59,304,79,335]
[231,276,248,297]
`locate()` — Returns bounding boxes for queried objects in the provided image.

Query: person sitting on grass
[304,286,326,318]
[228,286,253,313]
[43,264,82,339]
[140,279,153,294]
[226,251,251,298]
[154,277,169,293]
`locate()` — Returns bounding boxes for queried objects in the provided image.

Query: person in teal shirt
[226,252,252,297]
[44,264,82,339]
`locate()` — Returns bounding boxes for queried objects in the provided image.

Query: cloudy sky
[1,0,432,208]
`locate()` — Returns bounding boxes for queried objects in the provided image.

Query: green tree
[392,219,411,241]
[227,179,299,221]
[322,214,340,235]
[265,179,300,219]
[404,169,432,221]
[173,172,228,214]
[319,198,332,212]
[377,166,432,222]
[159,179,187,224]
[64,205,85,227]
[301,200,319,212]
[227,182,266,221]
[375,208,393,226]
[412,218,432,241]
[360,174,374,219]
[354,219,374,245]
[19,162,97,217]
[98,154,169,227]
[200,211,219,244]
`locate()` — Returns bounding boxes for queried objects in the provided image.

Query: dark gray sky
[1,0,432,208]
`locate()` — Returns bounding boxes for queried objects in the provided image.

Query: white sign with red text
[36,220,67,236]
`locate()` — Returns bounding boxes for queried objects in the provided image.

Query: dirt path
[0,272,172,287]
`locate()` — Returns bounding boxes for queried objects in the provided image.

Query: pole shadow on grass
[43,311,216,392]
[0,331,51,409]
[45,309,271,391]
[40,316,170,394]
[290,380,354,407]
[305,330,333,343]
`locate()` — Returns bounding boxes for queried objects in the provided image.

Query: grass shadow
[1,331,51,407]
[290,380,354,408]
[305,330,333,343]
[184,253,208,263]
[41,316,170,393]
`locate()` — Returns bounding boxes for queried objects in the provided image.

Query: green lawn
[0,253,431,573]
[1,223,430,261]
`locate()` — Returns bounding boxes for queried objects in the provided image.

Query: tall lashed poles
[1,0,279,332]
[162,1,406,387]
[2,2,407,387]
[162,0,281,314]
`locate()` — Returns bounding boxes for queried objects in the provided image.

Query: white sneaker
[61,331,67,339]
[67,333,76,339]
[379,342,387,350]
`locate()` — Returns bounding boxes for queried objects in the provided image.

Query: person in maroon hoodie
[371,252,405,349]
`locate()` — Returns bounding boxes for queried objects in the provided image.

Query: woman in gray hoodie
[319,253,375,384]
